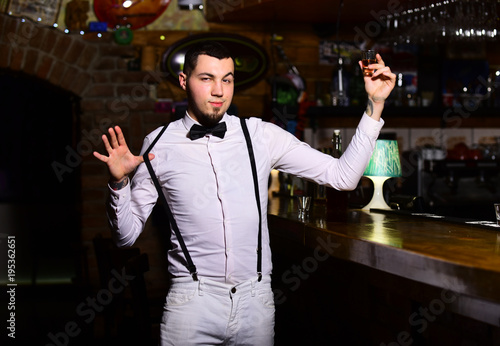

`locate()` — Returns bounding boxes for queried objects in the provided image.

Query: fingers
[372,66,392,78]
[93,126,124,162]
[376,67,396,83]
[136,153,155,165]
[369,54,395,81]
[114,126,127,147]
[370,59,387,77]
[104,126,128,151]
[371,53,385,70]
[93,151,108,162]
[102,133,112,153]
[109,127,119,149]
[375,53,385,66]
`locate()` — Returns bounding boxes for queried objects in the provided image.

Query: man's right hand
[93,126,154,182]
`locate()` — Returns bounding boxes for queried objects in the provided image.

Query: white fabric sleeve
[106,136,159,247]
[266,113,384,190]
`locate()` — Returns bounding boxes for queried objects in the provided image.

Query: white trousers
[159,275,275,346]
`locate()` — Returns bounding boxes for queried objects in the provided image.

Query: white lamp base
[362,176,391,210]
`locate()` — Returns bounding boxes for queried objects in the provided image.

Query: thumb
[139,153,155,163]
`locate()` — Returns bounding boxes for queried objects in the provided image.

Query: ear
[179,72,187,90]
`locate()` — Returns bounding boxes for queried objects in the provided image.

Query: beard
[186,87,226,128]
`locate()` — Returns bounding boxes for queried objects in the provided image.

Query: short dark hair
[183,41,233,76]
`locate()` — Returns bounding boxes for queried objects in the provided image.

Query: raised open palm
[93,126,154,182]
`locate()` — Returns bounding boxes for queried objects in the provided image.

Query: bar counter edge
[267,197,500,328]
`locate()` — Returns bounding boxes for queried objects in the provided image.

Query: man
[93,41,395,345]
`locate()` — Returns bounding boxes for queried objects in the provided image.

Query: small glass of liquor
[494,203,500,225]
[297,196,311,221]
[362,50,377,77]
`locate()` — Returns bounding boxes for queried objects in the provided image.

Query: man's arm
[266,54,395,190]
[94,126,157,247]
[263,114,383,192]
[360,53,396,121]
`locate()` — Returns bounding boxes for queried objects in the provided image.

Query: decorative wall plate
[94,0,171,30]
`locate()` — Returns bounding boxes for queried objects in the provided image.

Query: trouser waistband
[169,275,271,297]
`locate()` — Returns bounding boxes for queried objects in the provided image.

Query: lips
[209,101,224,107]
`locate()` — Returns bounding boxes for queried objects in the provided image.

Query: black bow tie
[189,122,227,140]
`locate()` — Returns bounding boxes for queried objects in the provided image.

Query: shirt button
[231,287,237,294]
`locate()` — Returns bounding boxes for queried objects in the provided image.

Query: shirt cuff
[359,112,385,139]
[108,182,131,206]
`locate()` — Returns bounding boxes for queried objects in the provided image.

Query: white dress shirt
[107,112,384,284]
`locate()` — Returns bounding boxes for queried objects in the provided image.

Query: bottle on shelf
[331,57,349,107]
[326,129,349,219]
[314,148,328,205]
[331,129,342,158]
[393,73,405,107]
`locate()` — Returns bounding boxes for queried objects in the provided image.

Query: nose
[211,80,223,97]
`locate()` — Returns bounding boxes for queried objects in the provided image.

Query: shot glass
[362,50,377,77]
[297,196,311,221]
[494,203,500,225]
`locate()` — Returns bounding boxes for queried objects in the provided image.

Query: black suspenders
[240,117,263,282]
[142,118,262,282]
[143,125,198,281]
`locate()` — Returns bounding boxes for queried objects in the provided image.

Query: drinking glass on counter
[297,196,311,221]
[494,203,500,225]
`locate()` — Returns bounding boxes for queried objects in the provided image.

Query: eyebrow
[197,72,234,79]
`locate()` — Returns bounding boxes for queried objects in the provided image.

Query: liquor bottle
[331,129,342,158]
[314,148,328,205]
[331,57,349,107]
[326,130,349,219]
[393,73,405,107]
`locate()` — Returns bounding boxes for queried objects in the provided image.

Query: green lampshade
[364,140,402,177]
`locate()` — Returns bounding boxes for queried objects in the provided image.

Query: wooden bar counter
[268,196,500,345]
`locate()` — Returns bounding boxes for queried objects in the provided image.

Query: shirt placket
[206,137,234,282]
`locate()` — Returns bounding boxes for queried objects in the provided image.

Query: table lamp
[362,139,402,210]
